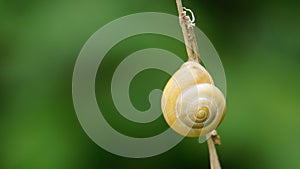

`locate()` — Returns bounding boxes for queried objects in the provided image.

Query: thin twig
[188,25,200,62]
[175,0,194,62]
[207,134,221,169]
[175,1,222,169]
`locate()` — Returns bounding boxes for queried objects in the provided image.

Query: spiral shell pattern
[161,61,226,137]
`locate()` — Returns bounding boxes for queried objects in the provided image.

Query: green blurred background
[1,0,300,168]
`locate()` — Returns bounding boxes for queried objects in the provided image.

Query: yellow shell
[161,61,226,137]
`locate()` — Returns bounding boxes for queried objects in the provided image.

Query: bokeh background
[1,0,300,168]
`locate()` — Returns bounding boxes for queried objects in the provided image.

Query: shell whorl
[161,61,226,137]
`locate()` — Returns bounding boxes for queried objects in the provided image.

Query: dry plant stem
[175,0,194,62]
[188,26,200,62]
[207,136,221,169]
[175,0,221,168]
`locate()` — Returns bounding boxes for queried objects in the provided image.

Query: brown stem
[175,0,194,61]
[188,25,200,62]
[207,135,221,169]
[175,1,221,168]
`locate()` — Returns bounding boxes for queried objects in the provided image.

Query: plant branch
[188,25,200,62]
[207,130,222,169]
[207,137,221,169]
[175,0,199,62]
[175,1,222,169]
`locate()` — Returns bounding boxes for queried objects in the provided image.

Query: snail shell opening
[161,62,226,137]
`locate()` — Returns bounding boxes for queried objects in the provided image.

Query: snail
[161,61,226,137]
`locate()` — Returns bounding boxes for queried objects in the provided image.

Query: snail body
[161,61,226,137]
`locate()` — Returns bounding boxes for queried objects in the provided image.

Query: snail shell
[161,61,226,137]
